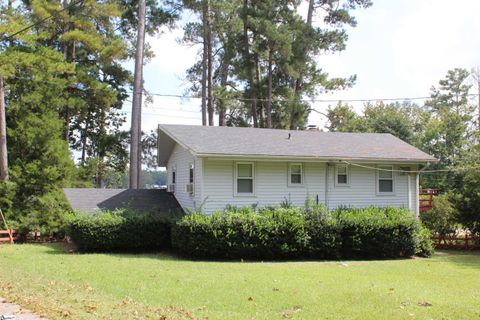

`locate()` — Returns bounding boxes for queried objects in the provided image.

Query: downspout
[407,173,412,213]
[325,163,330,209]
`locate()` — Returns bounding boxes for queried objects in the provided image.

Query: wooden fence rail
[432,234,480,250]
[0,229,18,244]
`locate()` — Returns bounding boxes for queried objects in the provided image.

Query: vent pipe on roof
[287,133,291,140]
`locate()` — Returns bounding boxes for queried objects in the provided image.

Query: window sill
[287,183,305,188]
[376,192,396,196]
[234,193,256,197]
[334,183,350,188]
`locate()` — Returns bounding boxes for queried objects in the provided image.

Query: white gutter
[414,163,431,218]
[325,163,330,209]
[199,153,436,164]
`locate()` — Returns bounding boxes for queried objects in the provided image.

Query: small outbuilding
[157,124,437,215]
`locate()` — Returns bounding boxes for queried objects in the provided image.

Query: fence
[432,233,480,250]
[419,189,438,212]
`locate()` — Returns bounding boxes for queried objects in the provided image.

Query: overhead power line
[141,91,480,104]
[5,76,480,104]
[342,160,480,174]
[4,0,84,41]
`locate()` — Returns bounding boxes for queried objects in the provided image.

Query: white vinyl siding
[201,159,415,214]
[166,144,202,212]
[327,164,409,209]
[202,160,326,214]
[167,151,417,215]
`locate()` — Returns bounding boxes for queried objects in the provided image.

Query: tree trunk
[0,74,8,181]
[81,121,88,164]
[206,0,214,126]
[136,26,146,188]
[218,55,229,126]
[242,0,258,128]
[129,0,146,189]
[201,1,208,126]
[477,78,480,131]
[254,52,264,127]
[266,45,273,128]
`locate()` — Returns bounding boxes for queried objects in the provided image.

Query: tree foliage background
[0,0,177,235]
[0,0,478,235]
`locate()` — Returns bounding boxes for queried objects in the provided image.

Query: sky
[122,0,480,133]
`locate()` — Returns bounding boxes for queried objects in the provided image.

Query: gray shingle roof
[63,188,181,214]
[158,124,436,164]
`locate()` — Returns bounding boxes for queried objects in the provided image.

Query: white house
[157,124,437,215]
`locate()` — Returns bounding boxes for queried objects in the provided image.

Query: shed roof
[157,124,437,165]
[63,188,181,214]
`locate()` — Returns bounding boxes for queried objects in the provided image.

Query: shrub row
[172,206,432,259]
[68,210,170,252]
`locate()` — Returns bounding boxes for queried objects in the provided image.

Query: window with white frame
[289,163,303,186]
[236,162,254,195]
[172,166,176,184]
[335,164,349,186]
[378,165,394,193]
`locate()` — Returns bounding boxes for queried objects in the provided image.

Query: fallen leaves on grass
[280,306,303,319]
[417,301,433,307]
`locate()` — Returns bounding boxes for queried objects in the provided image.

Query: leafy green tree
[182,0,371,129]
[325,103,365,132]
[422,68,476,190]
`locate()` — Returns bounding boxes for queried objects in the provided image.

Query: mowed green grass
[0,245,479,320]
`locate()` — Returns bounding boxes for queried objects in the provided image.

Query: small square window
[236,162,254,195]
[336,165,349,186]
[288,163,303,186]
[377,165,394,193]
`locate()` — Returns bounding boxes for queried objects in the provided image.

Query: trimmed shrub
[172,206,424,260]
[333,207,419,258]
[68,210,170,252]
[172,207,309,259]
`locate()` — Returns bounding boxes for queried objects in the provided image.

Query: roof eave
[197,153,438,164]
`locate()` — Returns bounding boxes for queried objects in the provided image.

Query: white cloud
[148,27,201,74]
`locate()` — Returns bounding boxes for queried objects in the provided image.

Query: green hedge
[67,210,170,252]
[332,207,418,258]
[172,206,426,259]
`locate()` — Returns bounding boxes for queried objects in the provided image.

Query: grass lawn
[0,245,479,319]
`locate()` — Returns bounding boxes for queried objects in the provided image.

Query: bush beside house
[172,206,432,260]
[66,204,433,258]
[68,210,171,252]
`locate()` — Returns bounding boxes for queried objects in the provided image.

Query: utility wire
[141,91,480,104]
[3,0,84,41]
[341,160,480,174]
[5,76,480,104]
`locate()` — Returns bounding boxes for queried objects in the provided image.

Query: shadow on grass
[39,242,480,268]
[433,250,480,269]
[38,242,412,264]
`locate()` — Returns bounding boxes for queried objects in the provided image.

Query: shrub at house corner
[67,210,170,252]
